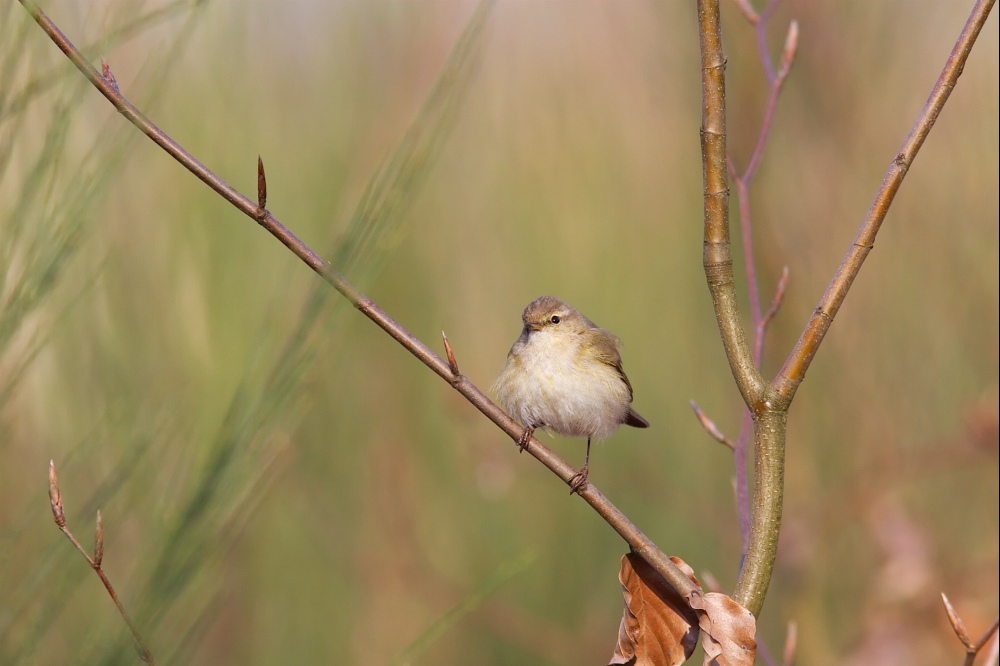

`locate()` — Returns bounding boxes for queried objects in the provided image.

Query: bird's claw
[516,427,534,453]
[568,465,589,495]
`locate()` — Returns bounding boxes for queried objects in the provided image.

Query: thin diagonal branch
[774,0,997,403]
[18,0,701,606]
[48,461,157,665]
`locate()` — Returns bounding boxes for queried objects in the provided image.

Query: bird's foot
[568,464,589,495]
[516,427,534,453]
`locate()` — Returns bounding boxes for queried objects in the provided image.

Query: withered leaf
[609,553,700,666]
[689,591,756,666]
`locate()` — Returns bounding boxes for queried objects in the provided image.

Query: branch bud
[94,510,105,566]
[778,21,799,80]
[48,460,66,528]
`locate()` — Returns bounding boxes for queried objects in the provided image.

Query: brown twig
[691,401,735,450]
[774,0,998,403]
[942,593,1000,666]
[18,0,701,606]
[48,461,158,665]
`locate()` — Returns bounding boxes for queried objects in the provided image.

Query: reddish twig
[48,461,158,665]
[781,620,798,666]
[757,265,789,353]
[691,401,735,450]
[18,0,701,607]
[730,0,759,24]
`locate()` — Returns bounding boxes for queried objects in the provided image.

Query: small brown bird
[492,296,649,492]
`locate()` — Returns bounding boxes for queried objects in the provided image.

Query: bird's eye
[550,315,560,324]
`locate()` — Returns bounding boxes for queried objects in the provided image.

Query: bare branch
[700,0,786,618]
[725,4,797,565]
[691,401,735,450]
[46,461,158,665]
[699,0,769,412]
[943,593,1000,665]
[17,0,701,607]
[743,20,797,183]
[730,0,759,24]
[757,266,789,348]
[774,0,998,403]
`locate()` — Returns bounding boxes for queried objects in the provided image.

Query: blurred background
[0,1,996,664]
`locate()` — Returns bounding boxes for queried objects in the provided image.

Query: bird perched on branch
[493,296,649,493]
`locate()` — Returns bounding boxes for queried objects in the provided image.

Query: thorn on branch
[691,401,735,450]
[256,156,267,221]
[441,331,460,383]
[100,56,119,93]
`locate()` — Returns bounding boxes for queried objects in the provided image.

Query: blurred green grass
[0,1,996,664]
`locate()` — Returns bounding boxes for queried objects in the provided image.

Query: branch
[699,0,786,618]
[942,593,1000,666]
[722,4,797,560]
[698,0,769,412]
[18,0,701,606]
[702,0,996,618]
[774,0,998,402]
[48,461,158,665]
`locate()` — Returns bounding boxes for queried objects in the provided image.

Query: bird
[492,296,649,493]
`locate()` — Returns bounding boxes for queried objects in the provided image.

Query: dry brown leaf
[689,591,756,666]
[609,553,700,666]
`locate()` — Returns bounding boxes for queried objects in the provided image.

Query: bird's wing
[585,329,633,400]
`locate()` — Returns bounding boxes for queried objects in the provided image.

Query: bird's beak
[525,321,543,332]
